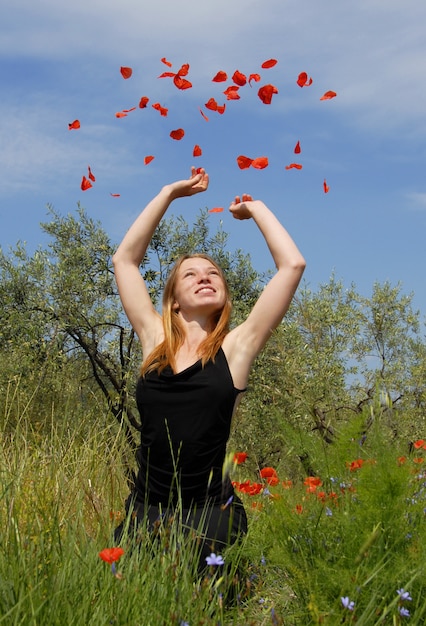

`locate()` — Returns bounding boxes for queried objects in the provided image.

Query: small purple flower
[399,607,410,618]
[397,589,413,602]
[205,552,224,566]
[341,596,355,611]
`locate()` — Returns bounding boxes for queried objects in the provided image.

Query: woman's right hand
[167,167,209,199]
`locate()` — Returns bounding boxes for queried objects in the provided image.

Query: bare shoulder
[221,327,256,391]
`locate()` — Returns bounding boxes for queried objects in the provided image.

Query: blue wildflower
[399,607,410,618]
[205,552,224,566]
[341,596,355,611]
[397,589,413,602]
[325,506,333,517]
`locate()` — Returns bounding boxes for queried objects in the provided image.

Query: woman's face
[172,257,227,317]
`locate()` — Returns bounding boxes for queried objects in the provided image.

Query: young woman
[112,167,305,568]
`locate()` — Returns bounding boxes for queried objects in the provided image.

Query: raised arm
[223,194,306,387]
[112,168,209,352]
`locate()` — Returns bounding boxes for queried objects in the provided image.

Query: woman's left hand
[228,194,257,220]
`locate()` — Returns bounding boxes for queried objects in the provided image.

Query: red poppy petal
[170,128,185,140]
[199,108,209,121]
[122,107,136,113]
[99,547,124,564]
[193,144,202,157]
[320,90,337,100]
[81,176,92,191]
[248,73,261,85]
[152,103,168,116]
[261,59,278,69]
[285,163,303,170]
[144,156,155,165]
[294,140,301,154]
[139,96,149,108]
[110,193,121,197]
[212,70,227,82]
[232,70,247,86]
[68,119,80,130]
[205,98,218,111]
[323,179,330,193]
[251,156,268,169]
[208,207,224,213]
[158,71,176,78]
[173,75,192,90]
[257,84,278,104]
[237,155,253,169]
[223,86,240,100]
[177,63,190,77]
[161,57,172,67]
[297,72,313,87]
[88,166,96,182]
[120,66,132,79]
[216,104,226,114]
[115,111,128,118]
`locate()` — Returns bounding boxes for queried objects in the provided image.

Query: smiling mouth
[196,287,215,294]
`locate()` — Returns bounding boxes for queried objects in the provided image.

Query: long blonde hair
[141,254,232,375]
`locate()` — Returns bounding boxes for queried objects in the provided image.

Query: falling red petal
[152,103,168,116]
[88,166,96,182]
[173,75,192,90]
[232,70,247,86]
[81,176,92,191]
[285,163,303,170]
[209,207,224,213]
[115,111,128,118]
[199,108,209,121]
[110,193,121,197]
[323,179,330,193]
[161,57,173,67]
[294,141,301,154]
[193,145,202,157]
[170,128,185,140]
[248,73,261,85]
[251,156,269,169]
[257,84,278,104]
[320,90,337,100]
[144,155,155,165]
[261,59,278,69]
[216,103,226,114]
[297,72,313,87]
[212,70,227,82]
[68,120,80,130]
[237,155,253,170]
[120,66,132,79]
[122,107,136,113]
[139,96,149,108]
[223,86,240,100]
[158,71,176,78]
[205,98,218,111]
[175,63,189,77]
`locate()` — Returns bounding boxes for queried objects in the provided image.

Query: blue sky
[1,0,425,318]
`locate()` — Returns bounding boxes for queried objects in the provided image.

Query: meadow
[1,376,426,626]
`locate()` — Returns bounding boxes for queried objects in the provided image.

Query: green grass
[1,380,426,625]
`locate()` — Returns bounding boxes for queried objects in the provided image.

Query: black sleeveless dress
[115,347,248,563]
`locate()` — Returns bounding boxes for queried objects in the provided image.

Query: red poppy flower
[260,467,278,479]
[257,84,278,104]
[261,59,278,69]
[295,504,303,514]
[99,547,124,564]
[285,163,303,170]
[120,66,132,79]
[170,128,184,140]
[144,156,154,165]
[413,439,426,449]
[139,96,149,108]
[68,120,80,130]
[212,70,227,82]
[193,145,202,157]
[320,90,337,100]
[348,459,364,471]
[234,452,248,465]
[304,476,322,490]
[232,70,247,86]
